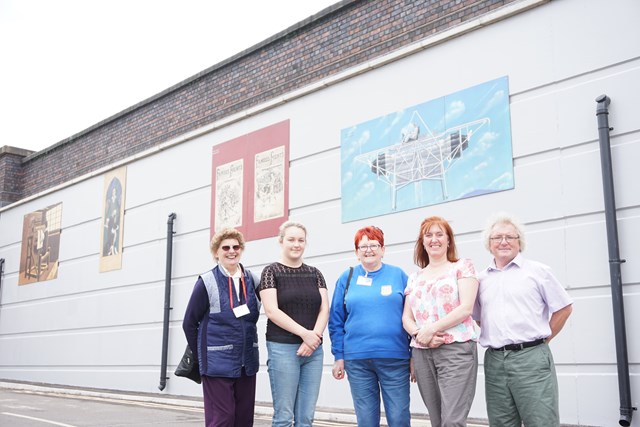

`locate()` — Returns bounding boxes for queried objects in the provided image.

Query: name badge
[380,285,392,296]
[356,275,372,286]
[233,304,250,318]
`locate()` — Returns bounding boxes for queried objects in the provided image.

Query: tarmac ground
[0,381,362,426]
[0,380,491,426]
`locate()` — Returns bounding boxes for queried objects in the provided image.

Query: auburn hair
[413,216,458,268]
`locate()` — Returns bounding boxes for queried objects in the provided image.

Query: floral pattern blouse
[405,258,479,348]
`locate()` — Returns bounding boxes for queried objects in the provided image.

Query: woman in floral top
[402,216,479,427]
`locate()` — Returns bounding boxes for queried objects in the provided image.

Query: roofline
[26,0,357,161]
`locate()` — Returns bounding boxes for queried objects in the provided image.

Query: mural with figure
[100,166,127,272]
[341,76,514,222]
[18,203,63,285]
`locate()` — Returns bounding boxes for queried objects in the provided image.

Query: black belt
[491,338,545,351]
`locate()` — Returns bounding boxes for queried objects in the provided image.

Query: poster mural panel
[214,159,244,230]
[18,203,63,285]
[100,166,127,272]
[254,145,285,223]
[340,76,514,222]
[210,120,289,241]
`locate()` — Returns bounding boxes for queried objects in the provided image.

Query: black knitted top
[259,262,326,344]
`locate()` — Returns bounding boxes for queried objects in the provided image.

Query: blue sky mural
[340,76,514,222]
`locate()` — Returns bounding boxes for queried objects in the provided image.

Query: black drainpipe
[0,258,4,300]
[0,258,4,325]
[595,95,636,426]
[158,213,177,391]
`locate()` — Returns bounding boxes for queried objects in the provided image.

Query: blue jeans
[344,358,411,427]
[266,341,323,427]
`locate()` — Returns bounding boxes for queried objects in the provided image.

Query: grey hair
[482,212,527,252]
[278,220,307,242]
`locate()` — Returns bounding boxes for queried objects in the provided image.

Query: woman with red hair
[329,226,412,427]
[402,216,479,427]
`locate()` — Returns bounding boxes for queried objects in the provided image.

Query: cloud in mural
[353,180,376,203]
[343,128,371,163]
[468,131,499,156]
[489,172,513,189]
[381,110,405,140]
[485,89,505,113]
[445,100,466,122]
[343,171,353,186]
[474,161,490,172]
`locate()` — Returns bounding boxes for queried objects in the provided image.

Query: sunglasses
[220,245,241,251]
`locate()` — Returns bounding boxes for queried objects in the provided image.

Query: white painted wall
[1,0,639,425]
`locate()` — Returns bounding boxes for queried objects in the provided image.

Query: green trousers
[484,343,560,427]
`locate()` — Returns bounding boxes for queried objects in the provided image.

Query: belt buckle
[516,343,524,350]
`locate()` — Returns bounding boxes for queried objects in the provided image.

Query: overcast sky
[0,0,338,153]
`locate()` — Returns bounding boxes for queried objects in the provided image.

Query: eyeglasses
[489,235,519,243]
[358,244,381,251]
[220,245,241,251]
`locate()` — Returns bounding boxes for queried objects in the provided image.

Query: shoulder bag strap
[343,267,354,317]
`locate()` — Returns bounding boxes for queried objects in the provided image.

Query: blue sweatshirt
[329,263,410,361]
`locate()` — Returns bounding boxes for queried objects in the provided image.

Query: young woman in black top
[259,221,329,427]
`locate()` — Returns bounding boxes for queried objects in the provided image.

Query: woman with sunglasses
[259,220,329,427]
[182,228,261,427]
[328,226,412,427]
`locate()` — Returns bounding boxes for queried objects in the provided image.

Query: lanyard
[227,273,247,308]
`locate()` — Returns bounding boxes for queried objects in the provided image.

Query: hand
[427,332,446,348]
[301,329,322,351]
[415,325,436,347]
[332,360,345,380]
[296,343,314,357]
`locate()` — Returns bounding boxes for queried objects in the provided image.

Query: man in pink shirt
[475,213,573,427]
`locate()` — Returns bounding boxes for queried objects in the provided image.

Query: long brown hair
[413,216,459,268]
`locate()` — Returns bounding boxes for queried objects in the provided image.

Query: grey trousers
[412,341,478,427]
[484,343,560,427]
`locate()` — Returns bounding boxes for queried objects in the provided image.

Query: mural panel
[254,146,285,223]
[341,76,514,222]
[18,203,63,285]
[211,120,289,241]
[214,159,244,230]
[99,166,127,272]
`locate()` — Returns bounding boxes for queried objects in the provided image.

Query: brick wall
[0,147,33,207]
[6,0,518,205]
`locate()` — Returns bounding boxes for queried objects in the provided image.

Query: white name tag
[380,285,392,296]
[356,275,372,286]
[233,304,250,318]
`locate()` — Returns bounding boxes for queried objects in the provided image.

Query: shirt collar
[219,264,242,278]
[487,253,523,272]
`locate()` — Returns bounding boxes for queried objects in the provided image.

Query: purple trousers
[202,370,257,427]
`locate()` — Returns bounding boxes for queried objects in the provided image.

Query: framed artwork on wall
[99,166,127,272]
[18,203,63,285]
[210,120,289,241]
[340,76,514,222]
